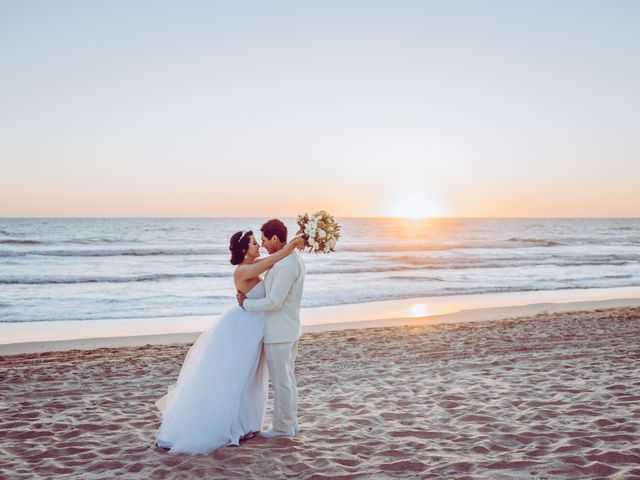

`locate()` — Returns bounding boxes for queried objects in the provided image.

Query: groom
[237,218,305,438]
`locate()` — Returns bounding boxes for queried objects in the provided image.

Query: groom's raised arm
[243,261,297,313]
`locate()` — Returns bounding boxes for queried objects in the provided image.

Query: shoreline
[2,285,640,355]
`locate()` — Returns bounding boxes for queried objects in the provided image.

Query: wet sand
[1,307,639,478]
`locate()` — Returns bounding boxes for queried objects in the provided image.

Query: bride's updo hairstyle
[229,230,253,265]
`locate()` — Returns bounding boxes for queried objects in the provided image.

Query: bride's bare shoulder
[234,262,263,282]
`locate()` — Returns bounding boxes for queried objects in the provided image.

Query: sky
[1,0,639,218]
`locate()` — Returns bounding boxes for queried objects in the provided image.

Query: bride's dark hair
[229,230,253,265]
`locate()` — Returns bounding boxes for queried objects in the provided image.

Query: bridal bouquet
[296,211,341,254]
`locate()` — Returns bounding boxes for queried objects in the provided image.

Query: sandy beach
[2,306,639,479]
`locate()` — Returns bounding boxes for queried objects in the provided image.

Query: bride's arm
[235,236,304,281]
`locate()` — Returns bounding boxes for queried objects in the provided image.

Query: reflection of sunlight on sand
[410,303,428,317]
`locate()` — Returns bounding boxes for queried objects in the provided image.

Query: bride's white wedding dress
[155,282,267,454]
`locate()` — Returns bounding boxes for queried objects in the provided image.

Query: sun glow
[381,191,448,219]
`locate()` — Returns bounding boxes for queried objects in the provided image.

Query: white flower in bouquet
[296,211,341,254]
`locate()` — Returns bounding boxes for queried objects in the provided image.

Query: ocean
[1,218,639,323]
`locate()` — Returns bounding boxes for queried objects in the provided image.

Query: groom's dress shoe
[261,426,296,438]
[240,431,259,441]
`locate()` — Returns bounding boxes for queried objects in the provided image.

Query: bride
[155,230,304,454]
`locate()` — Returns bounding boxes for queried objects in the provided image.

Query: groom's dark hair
[261,219,287,243]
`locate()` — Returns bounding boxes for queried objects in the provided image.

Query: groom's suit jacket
[243,250,305,344]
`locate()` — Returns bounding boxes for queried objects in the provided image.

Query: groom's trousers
[264,341,298,432]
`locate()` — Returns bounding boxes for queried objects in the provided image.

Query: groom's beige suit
[243,250,305,432]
